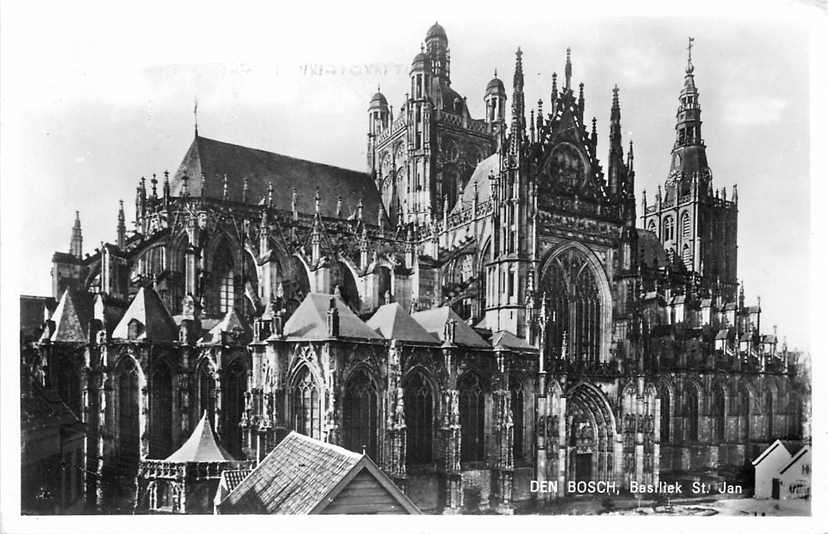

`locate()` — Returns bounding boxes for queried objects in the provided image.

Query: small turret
[484,70,507,125]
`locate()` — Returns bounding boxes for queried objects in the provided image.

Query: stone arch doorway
[565,383,617,489]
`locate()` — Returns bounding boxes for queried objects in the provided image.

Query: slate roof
[365,303,439,345]
[198,309,252,345]
[411,307,489,348]
[219,431,419,514]
[452,153,498,214]
[164,411,236,463]
[280,293,383,341]
[171,136,385,222]
[111,287,178,341]
[490,330,534,352]
[47,290,93,343]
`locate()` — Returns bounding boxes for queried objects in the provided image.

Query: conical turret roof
[164,411,236,463]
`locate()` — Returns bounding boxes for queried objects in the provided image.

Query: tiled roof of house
[171,136,385,223]
[219,431,419,514]
[220,431,363,514]
[164,411,236,463]
[220,469,252,493]
[411,307,489,348]
[280,293,382,341]
[779,445,810,475]
[112,287,177,341]
[366,303,439,345]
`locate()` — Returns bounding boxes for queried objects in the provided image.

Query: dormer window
[127,318,144,340]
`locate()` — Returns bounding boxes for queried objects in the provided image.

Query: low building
[217,431,420,514]
[777,445,810,500]
[752,440,792,499]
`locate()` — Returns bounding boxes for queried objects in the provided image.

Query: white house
[777,445,810,500]
[752,440,791,499]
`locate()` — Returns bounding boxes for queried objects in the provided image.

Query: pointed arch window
[682,244,692,269]
[459,373,485,463]
[543,247,603,362]
[197,364,216,424]
[659,388,670,443]
[223,359,247,457]
[291,366,320,440]
[343,370,378,459]
[740,389,751,441]
[150,364,173,458]
[766,392,774,439]
[510,376,525,461]
[712,388,726,442]
[685,386,699,442]
[681,212,691,238]
[663,216,675,242]
[117,358,140,465]
[212,243,235,315]
[404,371,433,465]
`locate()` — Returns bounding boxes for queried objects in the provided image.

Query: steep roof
[48,290,93,343]
[411,307,489,348]
[219,431,419,514]
[636,229,668,269]
[779,445,810,475]
[490,330,534,352]
[164,411,236,463]
[452,153,498,214]
[280,293,383,341]
[171,136,385,222]
[365,303,439,345]
[20,295,57,341]
[111,287,178,341]
[198,308,252,345]
[752,439,790,466]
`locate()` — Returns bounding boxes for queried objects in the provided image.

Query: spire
[163,170,170,202]
[193,97,199,137]
[608,85,624,196]
[116,200,126,249]
[150,173,158,199]
[70,211,83,259]
[551,72,558,107]
[627,139,635,171]
[564,48,572,90]
[511,47,525,139]
[669,36,708,182]
[267,181,274,209]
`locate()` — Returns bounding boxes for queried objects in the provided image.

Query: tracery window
[404,371,433,465]
[550,144,585,188]
[459,373,485,463]
[223,360,247,457]
[681,212,691,238]
[543,247,603,362]
[343,370,378,458]
[663,216,675,242]
[659,389,670,443]
[685,386,699,442]
[150,364,173,458]
[510,377,524,461]
[712,388,726,442]
[117,358,140,465]
[197,364,216,423]
[292,366,320,440]
[766,392,774,439]
[212,243,235,314]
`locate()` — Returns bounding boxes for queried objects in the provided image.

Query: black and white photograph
[1,0,825,531]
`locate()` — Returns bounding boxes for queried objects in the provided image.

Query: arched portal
[343,369,378,459]
[540,243,612,363]
[565,383,617,488]
[403,370,433,466]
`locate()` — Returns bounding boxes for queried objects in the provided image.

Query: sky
[0,0,818,352]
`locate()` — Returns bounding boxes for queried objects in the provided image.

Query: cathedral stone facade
[21,23,806,514]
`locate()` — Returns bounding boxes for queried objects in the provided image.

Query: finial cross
[687,36,695,63]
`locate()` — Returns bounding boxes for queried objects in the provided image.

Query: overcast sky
[1,0,818,351]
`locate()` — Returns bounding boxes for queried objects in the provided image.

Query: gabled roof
[164,411,236,463]
[111,287,178,341]
[411,307,489,348]
[490,330,534,352]
[779,445,810,475]
[280,293,382,341]
[20,295,57,341]
[220,469,252,494]
[365,303,438,345]
[752,439,790,466]
[198,309,252,345]
[172,136,385,222]
[219,431,419,514]
[48,290,93,343]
